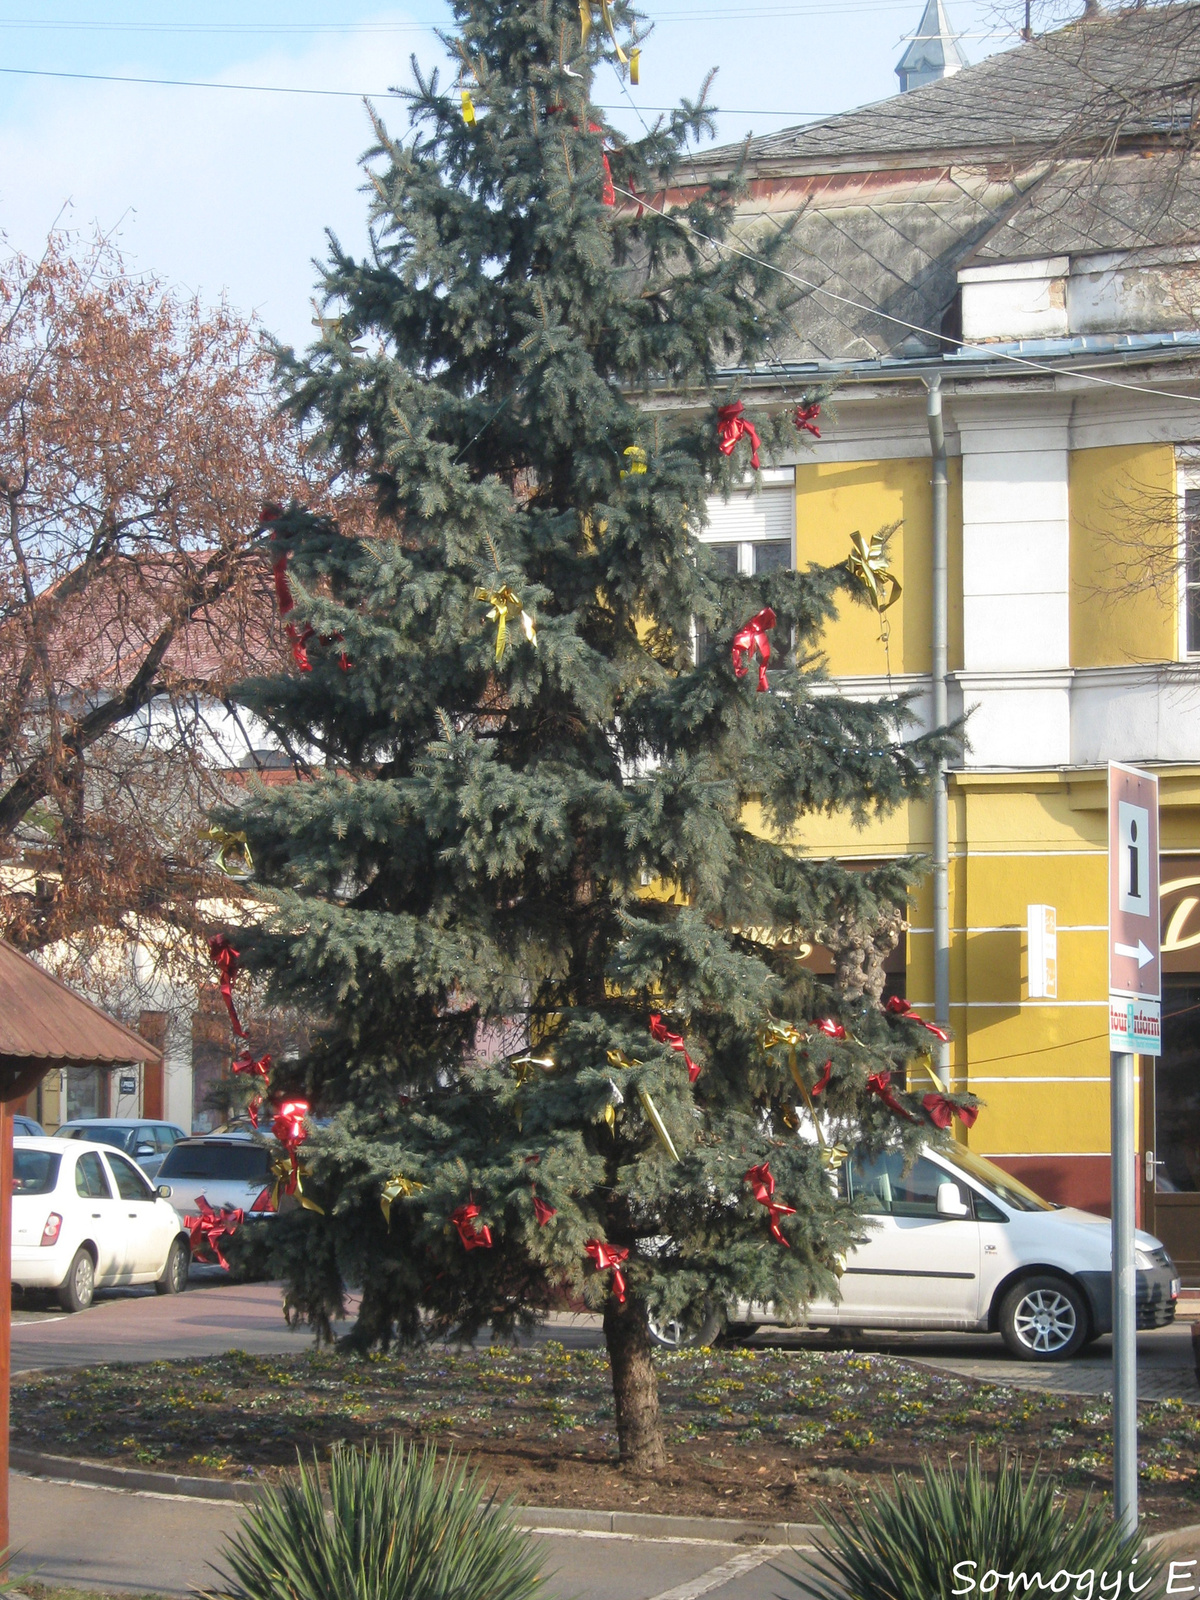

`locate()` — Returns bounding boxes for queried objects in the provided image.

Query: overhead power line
[0,62,838,115]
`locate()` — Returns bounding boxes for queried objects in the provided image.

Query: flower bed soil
[15,1344,1200,1529]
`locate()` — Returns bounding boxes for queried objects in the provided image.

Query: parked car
[649,1141,1179,1362]
[12,1137,192,1311]
[154,1135,277,1224]
[13,1115,43,1137]
[54,1119,187,1179]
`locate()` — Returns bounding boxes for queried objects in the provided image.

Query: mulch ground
[15,1343,1200,1530]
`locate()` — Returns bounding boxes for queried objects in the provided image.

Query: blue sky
[0,1,1013,349]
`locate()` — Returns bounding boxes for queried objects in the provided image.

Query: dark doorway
[1142,980,1200,1285]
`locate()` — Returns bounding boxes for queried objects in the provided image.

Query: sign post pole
[1107,760,1162,1539]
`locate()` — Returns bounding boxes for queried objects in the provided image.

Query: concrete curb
[9,1449,822,1545]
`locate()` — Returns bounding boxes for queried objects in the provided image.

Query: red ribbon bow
[793,401,822,438]
[207,934,247,1039]
[923,1093,979,1131]
[866,1070,917,1121]
[585,1239,629,1302]
[232,1051,271,1082]
[716,402,761,470]
[731,607,776,693]
[451,1200,494,1251]
[531,1190,557,1226]
[648,1014,700,1083]
[884,996,951,1043]
[184,1194,244,1270]
[812,1059,832,1095]
[814,1018,847,1041]
[272,1099,310,1155]
[743,1161,797,1247]
[246,1095,263,1130]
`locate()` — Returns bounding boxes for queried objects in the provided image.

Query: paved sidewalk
[9,1473,818,1600]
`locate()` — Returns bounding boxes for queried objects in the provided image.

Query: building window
[1186,487,1200,655]
[695,478,796,665]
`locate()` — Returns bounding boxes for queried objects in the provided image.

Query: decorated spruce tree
[218,0,968,1472]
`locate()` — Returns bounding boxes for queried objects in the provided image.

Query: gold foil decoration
[579,0,627,63]
[380,1174,425,1225]
[461,88,477,124]
[761,1018,833,1160]
[637,1086,679,1162]
[620,446,647,478]
[629,46,640,84]
[200,826,254,882]
[847,529,901,615]
[475,586,537,661]
[270,1156,324,1215]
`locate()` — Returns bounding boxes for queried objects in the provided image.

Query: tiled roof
[702,3,1200,169]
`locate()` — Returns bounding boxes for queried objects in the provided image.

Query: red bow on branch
[866,1070,917,1121]
[207,934,247,1040]
[814,1018,847,1041]
[731,607,776,693]
[246,1095,263,1130]
[585,1239,629,1302]
[648,1014,700,1083]
[744,1161,796,1247]
[531,1190,557,1226]
[884,996,951,1043]
[923,1093,979,1131]
[184,1194,244,1270]
[232,1051,271,1082]
[716,402,761,470]
[793,402,822,438]
[452,1200,494,1251]
[272,1098,310,1154]
[812,1059,832,1095]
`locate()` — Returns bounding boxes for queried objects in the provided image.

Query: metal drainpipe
[926,377,951,1088]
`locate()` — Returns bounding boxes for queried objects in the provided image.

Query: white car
[12,1137,191,1311]
[153,1134,277,1224]
[653,1142,1180,1362]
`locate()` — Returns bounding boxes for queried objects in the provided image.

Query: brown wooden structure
[0,940,162,1550]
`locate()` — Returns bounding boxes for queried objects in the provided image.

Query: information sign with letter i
[1108,760,1162,1055]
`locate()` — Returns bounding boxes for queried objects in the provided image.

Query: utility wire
[612,182,1200,406]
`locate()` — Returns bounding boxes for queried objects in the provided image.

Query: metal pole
[927,376,951,1088]
[1111,1048,1138,1536]
[0,1101,13,1553]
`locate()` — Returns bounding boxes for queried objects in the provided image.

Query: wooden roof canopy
[0,939,162,1102]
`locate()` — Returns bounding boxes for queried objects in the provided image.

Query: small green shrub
[205,1440,547,1600]
[795,1452,1159,1600]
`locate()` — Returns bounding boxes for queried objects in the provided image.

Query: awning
[0,940,163,1067]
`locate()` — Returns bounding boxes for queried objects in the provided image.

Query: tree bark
[603,1295,667,1474]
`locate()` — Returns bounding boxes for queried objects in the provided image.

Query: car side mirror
[157,1184,172,1199]
[936,1182,970,1218]
[136,1143,155,1157]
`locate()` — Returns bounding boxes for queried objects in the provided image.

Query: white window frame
[698,467,796,575]
[1176,454,1200,660]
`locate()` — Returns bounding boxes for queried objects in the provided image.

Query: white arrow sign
[1114,939,1155,968]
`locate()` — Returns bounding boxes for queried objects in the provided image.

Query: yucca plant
[795,1452,1162,1600]
[205,1440,548,1600]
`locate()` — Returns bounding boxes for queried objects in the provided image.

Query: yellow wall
[1070,442,1177,667]
[795,457,963,677]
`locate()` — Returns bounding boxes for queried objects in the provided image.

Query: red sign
[1109,761,1161,1001]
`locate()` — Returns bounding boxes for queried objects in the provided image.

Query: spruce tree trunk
[603,1295,667,1473]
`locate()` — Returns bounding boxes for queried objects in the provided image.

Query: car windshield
[63,1125,137,1153]
[13,1150,60,1196]
[158,1143,270,1181]
[938,1144,1054,1212]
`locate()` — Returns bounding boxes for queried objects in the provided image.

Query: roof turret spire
[896,0,968,93]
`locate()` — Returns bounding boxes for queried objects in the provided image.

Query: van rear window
[158,1143,270,1181]
[14,1150,60,1196]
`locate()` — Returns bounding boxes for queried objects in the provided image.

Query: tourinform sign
[1108,761,1161,1056]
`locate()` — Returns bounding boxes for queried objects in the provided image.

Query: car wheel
[999,1275,1089,1361]
[155,1237,190,1296]
[647,1308,724,1350]
[57,1247,95,1313]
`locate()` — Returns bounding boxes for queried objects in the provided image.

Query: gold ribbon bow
[199,827,254,882]
[847,530,901,615]
[461,88,477,124]
[636,1086,679,1162]
[270,1156,324,1215]
[510,1052,555,1087]
[761,1019,840,1163]
[579,0,628,63]
[380,1174,425,1226]
[475,586,537,662]
[620,446,647,478]
[602,1056,631,1128]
